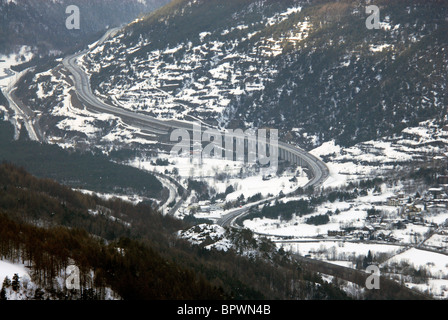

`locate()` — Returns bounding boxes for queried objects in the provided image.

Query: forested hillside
[0,0,170,55]
[0,120,164,199]
[0,162,352,300]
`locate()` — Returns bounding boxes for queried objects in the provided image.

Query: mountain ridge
[0,0,170,55]
[73,0,447,148]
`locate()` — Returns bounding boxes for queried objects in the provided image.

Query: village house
[387,197,401,207]
[328,230,346,237]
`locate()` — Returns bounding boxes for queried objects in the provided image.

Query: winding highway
[216,142,329,227]
[62,27,329,219]
[3,70,43,142]
[8,26,431,300]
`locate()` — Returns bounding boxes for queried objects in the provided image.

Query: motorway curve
[61,28,437,300]
[7,27,429,300]
[62,27,329,220]
[3,70,43,142]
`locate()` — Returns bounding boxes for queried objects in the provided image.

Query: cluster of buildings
[386,176,448,215]
[326,177,448,243]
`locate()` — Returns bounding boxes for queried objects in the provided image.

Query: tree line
[0,162,350,300]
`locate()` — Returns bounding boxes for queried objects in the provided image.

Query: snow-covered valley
[1,0,448,301]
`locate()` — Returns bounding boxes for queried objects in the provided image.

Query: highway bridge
[10,26,433,300]
[62,27,329,220]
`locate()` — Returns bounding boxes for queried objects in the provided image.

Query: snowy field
[278,241,402,262]
[0,46,33,88]
[241,184,401,238]
[407,279,448,299]
[381,248,448,298]
[385,248,448,279]
[76,188,147,205]
[128,154,309,201]
[310,120,448,189]
[0,260,30,285]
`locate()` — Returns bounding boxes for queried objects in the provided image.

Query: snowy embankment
[127,154,309,219]
[0,46,34,88]
[310,120,448,188]
[0,259,32,300]
[0,260,30,285]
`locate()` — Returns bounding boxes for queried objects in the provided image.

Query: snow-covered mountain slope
[178,223,281,259]
[14,0,447,153]
[69,0,448,148]
[0,259,118,300]
[32,63,160,149]
[311,119,448,188]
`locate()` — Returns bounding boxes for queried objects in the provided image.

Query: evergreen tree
[0,286,6,300]
[362,251,374,269]
[2,277,11,289]
[34,288,44,300]
[11,274,20,292]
